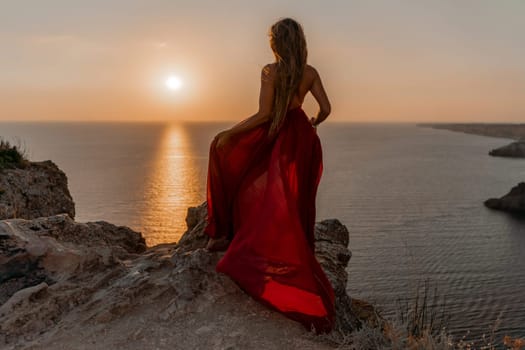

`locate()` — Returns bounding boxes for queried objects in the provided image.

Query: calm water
[1,122,524,341]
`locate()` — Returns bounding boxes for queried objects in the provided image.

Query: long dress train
[205,106,335,332]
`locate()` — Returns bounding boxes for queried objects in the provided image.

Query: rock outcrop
[485,182,525,214]
[0,160,75,220]
[0,202,376,349]
[0,214,146,305]
[489,141,525,158]
[0,158,379,349]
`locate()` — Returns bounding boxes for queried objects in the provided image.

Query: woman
[204,17,334,332]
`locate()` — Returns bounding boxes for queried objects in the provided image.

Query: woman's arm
[215,65,275,148]
[309,67,331,126]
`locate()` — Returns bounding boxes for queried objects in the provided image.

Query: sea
[1,121,524,342]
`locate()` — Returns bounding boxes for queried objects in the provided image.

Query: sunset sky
[1,0,524,122]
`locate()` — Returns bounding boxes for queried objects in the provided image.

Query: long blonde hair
[268,18,308,136]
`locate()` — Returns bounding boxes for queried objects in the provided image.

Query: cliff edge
[0,160,378,349]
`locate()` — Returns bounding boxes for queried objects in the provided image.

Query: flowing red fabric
[205,106,335,332]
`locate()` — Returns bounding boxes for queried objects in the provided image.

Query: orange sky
[1,0,524,123]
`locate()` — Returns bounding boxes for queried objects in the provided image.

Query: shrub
[0,138,27,169]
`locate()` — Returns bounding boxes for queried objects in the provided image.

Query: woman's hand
[310,117,319,128]
[215,130,232,149]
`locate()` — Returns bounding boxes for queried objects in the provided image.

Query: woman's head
[269,18,307,67]
[268,18,308,136]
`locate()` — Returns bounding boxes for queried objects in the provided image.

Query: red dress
[205,106,335,332]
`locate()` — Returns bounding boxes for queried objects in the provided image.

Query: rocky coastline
[418,124,525,215]
[485,182,525,215]
[0,159,378,349]
[418,123,525,141]
[488,141,525,158]
[419,123,525,158]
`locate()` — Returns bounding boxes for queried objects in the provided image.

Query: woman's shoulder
[262,63,278,79]
[261,63,278,84]
[304,64,320,78]
[262,63,318,77]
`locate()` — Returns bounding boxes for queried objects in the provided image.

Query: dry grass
[315,281,524,350]
[395,279,449,340]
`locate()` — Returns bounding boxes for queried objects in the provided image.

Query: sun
[165,75,183,90]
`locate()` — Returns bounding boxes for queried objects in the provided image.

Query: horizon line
[1,119,524,125]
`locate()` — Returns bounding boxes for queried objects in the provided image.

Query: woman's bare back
[266,64,330,115]
[288,65,317,110]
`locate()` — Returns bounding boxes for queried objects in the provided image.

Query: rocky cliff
[0,160,75,220]
[485,182,525,214]
[0,162,377,349]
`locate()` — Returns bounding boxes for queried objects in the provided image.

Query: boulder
[0,160,75,220]
[0,214,146,305]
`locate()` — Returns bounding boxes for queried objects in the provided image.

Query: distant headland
[419,123,525,158]
[418,123,525,141]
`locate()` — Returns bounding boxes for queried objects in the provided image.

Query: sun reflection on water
[140,124,204,246]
